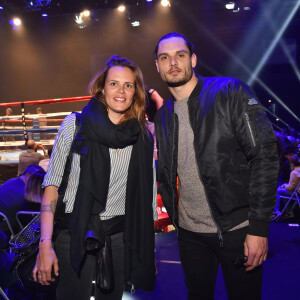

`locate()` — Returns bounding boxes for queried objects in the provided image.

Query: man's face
[155,37,196,87]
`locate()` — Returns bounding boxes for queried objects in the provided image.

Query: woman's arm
[33,185,59,285]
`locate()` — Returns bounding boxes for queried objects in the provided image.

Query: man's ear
[191,53,197,68]
[155,60,160,73]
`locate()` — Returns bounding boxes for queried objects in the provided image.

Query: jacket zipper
[244,112,256,147]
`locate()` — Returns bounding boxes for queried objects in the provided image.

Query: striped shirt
[43,113,158,220]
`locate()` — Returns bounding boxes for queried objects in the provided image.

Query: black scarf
[69,97,156,291]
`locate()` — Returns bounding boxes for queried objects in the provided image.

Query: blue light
[146,0,153,2]
[0,6,3,10]
[42,13,48,17]
[30,1,33,5]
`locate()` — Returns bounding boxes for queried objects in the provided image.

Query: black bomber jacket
[154,76,279,238]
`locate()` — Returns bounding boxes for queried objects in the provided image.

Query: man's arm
[37,143,48,158]
[230,79,278,270]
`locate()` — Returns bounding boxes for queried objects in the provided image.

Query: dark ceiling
[0,0,262,16]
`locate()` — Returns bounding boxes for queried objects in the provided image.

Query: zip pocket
[244,112,256,147]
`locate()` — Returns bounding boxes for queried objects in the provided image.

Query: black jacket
[154,76,279,237]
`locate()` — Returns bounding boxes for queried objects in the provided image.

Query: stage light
[75,15,84,24]
[225,2,235,10]
[0,6,3,10]
[276,118,280,122]
[30,1,34,5]
[41,13,48,17]
[248,1,300,87]
[131,21,140,27]
[118,5,126,12]
[233,7,240,12]
[161,0,170,7]
[244,7,251,11]
[269,100,272,103]
[13,18,22,26]
[82,10,90,17]
[146,0,153,2]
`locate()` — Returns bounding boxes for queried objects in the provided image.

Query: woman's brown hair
[89,55,146,131]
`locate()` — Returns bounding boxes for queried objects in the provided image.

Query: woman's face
[103,66,135,124]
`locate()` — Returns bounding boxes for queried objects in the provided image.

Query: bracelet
[149,89,156,96]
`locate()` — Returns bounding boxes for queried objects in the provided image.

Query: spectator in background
[274,154,300,218]
[5,108,12,117]
[0,164,44,235]
[39,145,53,172]
[18,140,48,176]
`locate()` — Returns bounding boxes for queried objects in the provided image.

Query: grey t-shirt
[174,98,249,233]
[175,98,217,233]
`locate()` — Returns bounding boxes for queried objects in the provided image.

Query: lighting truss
[23,0,52,11]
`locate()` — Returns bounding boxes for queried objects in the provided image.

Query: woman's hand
[33,240,59,285]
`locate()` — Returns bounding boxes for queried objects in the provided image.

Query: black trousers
[178,226,262,300]
[55,229,125,300]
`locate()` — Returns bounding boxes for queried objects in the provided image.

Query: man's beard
[165,68,193,88]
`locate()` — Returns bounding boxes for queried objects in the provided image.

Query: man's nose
[170,57,178,66]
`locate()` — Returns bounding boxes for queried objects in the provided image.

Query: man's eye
[178,54,185,58]
[160,56,168,60]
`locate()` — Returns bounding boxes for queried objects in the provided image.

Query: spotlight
[276,118,280,122]
[131,21,140,27]
[118,5,126,12]
[41,13,48,17]
[244,7,251,11]
[13,18,22,26]
[268,100,272,103]
[75,15,84,24]
[0,6,3,10]
[146,0,153,2]
[161,0,170,7]
[81,10,90,17]
[233,7,240,12]
[225,2,235,10]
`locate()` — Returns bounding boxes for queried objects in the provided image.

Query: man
[153,32,278,300]
[0,164,43,235]
[18,140,48,176]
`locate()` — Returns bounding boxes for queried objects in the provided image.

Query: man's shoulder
[200,75,243,89]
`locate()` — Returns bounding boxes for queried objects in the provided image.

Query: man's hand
[244,234,268,271]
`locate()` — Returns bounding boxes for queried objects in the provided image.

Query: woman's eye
[110,82,118,86]
[125,84,133,89]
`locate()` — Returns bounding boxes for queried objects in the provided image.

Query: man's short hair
[26,140,35,150]
[153,32,194,59]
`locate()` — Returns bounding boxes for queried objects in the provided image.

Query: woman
[274,153,300,218]
[33,56,157,300]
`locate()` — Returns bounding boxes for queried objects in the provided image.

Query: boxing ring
[0,95,90,182]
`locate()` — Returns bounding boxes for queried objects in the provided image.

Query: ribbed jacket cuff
[248,219,270,237]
